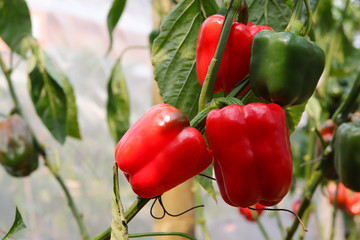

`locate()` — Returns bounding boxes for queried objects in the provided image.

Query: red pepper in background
[115,104,212,198]
[239,203,265,222]
[320,119,336,144]
[327,182,348,210]
[196,15,272,94]
[292,199,301,214]
[205,103,292,207]
[346,193,360,216]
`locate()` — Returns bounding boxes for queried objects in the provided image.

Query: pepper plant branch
[332,71,360,125]
[91,197,151,240]
[254,215,271,240]
[0,51,90,240]
[194,183,212,240]
[198,0,242,111]
[329,182,340,240]
[273,206,285,238]
[44,155,90,240]
[285,166,324,240]
[302,0,312,36]
[128,232,196,239]
[0,52,22,115]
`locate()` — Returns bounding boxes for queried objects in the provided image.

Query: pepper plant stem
[129,232,196,239]
[255,217,271,240]
[194,183,212,240]
[198,0,242,111]
[45,156,90,240]
[332,71,360,125]
[329,182,339,240]
[285,167,324,240]
[91,197,151,240]
[0,52,22,115]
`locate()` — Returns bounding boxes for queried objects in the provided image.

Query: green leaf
[200,0,219,16]
[107,58,130,143]
[283,102,307,135]
[2,207,26,240]
[107,0,126,52]
[247,0,292,32]
[0,0,32,56]
[28,48,67,144]
[152,0,216,120]
[59,74,81,139]
[111,163,128,239]
[195,164,217,202]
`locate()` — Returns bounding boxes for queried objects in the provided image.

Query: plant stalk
[198,0,242,111]
[91,197,151,240]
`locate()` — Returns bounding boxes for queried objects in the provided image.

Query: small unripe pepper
[0,114,38,177]
[115,104,212,198]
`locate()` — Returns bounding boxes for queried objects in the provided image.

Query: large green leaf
[0,0,32,56]
[2,207,26,240]
[28,48,67,144]
[151,0,218,119]
[247,0,292,32]
[107,0,126,52]
[60,74,81,139]
[283,102,307,135]
[111,163,128,239]
[195,164,217,202]
[107,58,130,143]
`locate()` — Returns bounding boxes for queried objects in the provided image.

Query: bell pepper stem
[285,0,312,36]
[237,0,248,24]
[302,0,312,36]
[198,0,242,112]
[226,75,249,98]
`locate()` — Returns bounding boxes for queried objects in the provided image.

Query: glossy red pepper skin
[115,104,212,199]
[238,203,264,222]
[196,15,272,94]
[205,103,292,207]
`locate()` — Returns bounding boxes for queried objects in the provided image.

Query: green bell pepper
[334,119,360,192]
[250,30,325,107]
[0,114,38,177]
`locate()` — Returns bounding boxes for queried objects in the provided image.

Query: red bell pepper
[196,15,272,94]
[346,192,360,216]
[238,203,265,222]
[327,182,348,210]
[115,104,212,198]
[205,103,292,207]
[320,119,336,144]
